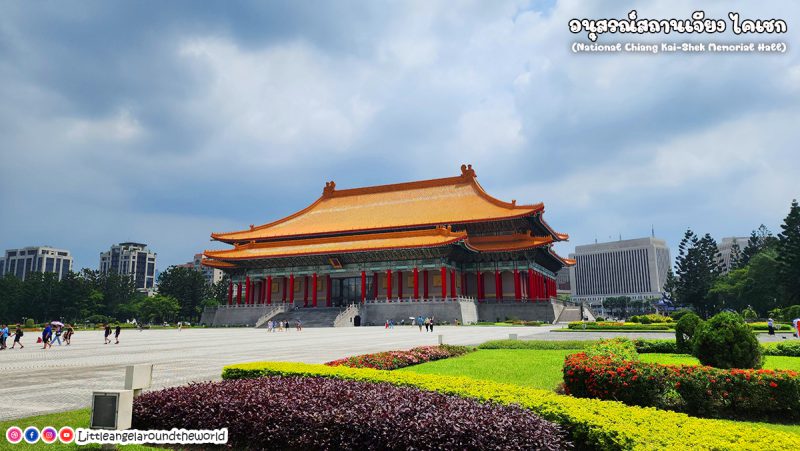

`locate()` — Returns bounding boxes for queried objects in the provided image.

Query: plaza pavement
[0,325,553,421]
[2,326,794,421]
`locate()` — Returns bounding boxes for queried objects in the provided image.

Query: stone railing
[363,296,476,304]
[334,303,361,327]
[255,304,288,328]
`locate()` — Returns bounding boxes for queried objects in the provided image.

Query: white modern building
[717,236,749,273]
[1,246,74,281]
[99,242,157,291]
[569,237,671,307]
[192,253,223,286]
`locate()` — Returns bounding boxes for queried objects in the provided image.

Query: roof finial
[460,164,476,177]
[249,224,255,230]
[323,180,336,196]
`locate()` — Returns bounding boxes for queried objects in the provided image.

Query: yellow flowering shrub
[223,362,800,450]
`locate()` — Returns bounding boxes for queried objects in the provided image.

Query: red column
[476,271,482,301]
[326,275,332,307]
[540,273,546,300]
[360,271,366,304]
[397,270,403,299]
[412,267,419,300]
[514,269,521,301]
[495,270,502,301]
[386,269,392,301]
[372,272,378,300]
[244,276,250,305]
[423,270,429,299]
[312,273,318,307]
[289,274,295,304]
[440,266,447,299]
[450,269,456,298]
[303,275,309,307]
[282,276,287,302]
[527,270,534,300]
[227,281,233,305]
[266,276,272,305]
[236,282,242,304]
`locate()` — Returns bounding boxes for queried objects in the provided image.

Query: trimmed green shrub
[24,318,34,328]
[692,312,762,369]
[633,339,679,354]
[763,341,800,357]
[567,321,672,331]
[741,308,757,320]
[670,309,694,321]
[675,312,702,353]
[478,340,589,350]
[585,338,638,362]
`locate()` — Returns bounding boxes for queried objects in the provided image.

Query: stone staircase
[263,307,345,328]
[555,306,582,323]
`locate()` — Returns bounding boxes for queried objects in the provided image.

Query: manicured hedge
[750,322,791,331]
[222,362,800,450]
[633,339,679,354]
[325,345,472,370]
[765,341,800,357]
[563,352,800,422]
[567,321,673,331]
[478,339,589,350]
[134,376,569,450]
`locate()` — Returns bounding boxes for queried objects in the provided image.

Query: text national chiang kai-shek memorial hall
[201,165,575,327]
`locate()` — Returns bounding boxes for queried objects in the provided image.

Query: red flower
[770,382,778,388]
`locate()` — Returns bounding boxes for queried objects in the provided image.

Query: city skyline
[1,1,798,272]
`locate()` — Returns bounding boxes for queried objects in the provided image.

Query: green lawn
[400,349,800,435]
[0,409,156,450]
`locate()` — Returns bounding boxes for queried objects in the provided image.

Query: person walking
[11,324,23,349]
[104,324,112,344]
[64,324,74,345]
[115,324,121,344]
[768,318,776,335]
[51,325,63,346]
[417,316,424,332]
[794,318,800,339]
[42,323,53,349]
[429,318,435,333]
[0,324,8,350]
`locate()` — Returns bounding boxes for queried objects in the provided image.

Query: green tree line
[669,199,800,318]
[0,266,228,325]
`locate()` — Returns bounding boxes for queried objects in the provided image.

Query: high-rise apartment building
[99,242,157,291]
[569,237,671,304]
[1,246,73,281]
[191,253,223,286]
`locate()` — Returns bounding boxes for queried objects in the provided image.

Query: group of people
[0,324,25,349]
[415,316,436,332]
[40,323,75,349]
[103,324,122,344]
[265,320,302,332]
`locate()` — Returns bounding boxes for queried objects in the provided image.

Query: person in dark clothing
[104,324,112,344]
[42,323,52,349]
[11,324,23,349]
[115,324,121,344]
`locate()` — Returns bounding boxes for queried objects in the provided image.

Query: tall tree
[662,269,678,302]
[157,266,209,321]
[675,229,721,318]
[742,224,778,265]
[777,199,800,305]
[728,240,743,271]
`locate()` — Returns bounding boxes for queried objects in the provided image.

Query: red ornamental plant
[133,376,571,450]
[326,345,472,370]
[563,352,800,421]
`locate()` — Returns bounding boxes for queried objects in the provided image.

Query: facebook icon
[23,426,40,444]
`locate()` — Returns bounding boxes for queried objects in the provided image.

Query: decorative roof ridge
[547,247,576,266]
[466,231,552,244]
[206,227,466,255]
[537,211,570,241]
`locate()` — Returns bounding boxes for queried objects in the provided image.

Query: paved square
[0,325,555,421]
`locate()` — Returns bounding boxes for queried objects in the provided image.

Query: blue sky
[1,0,798,271]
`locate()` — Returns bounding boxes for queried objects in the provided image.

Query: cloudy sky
[1,0,798,271]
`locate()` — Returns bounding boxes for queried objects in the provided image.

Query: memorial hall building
[200,165,575,327]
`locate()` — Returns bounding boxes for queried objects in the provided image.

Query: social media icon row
[6,426,74,444]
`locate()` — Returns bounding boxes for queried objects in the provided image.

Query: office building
[1,246,73,281]
[99,242,157,291]
[569,237,671,305]
[717,236,749,273]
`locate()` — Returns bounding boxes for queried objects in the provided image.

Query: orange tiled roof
[204,227,467,261]
[465,233,554,252]
[211,165,544,243]
[548,248,576,267]
[201,259,236,269]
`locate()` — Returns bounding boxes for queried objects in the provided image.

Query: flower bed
[325,344,472,370]
[134,376,569,450]
[563,352,800,421]
[222,362,800,450]
[567,321,673,331]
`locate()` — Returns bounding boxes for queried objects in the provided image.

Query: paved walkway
[0,325,554,421]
